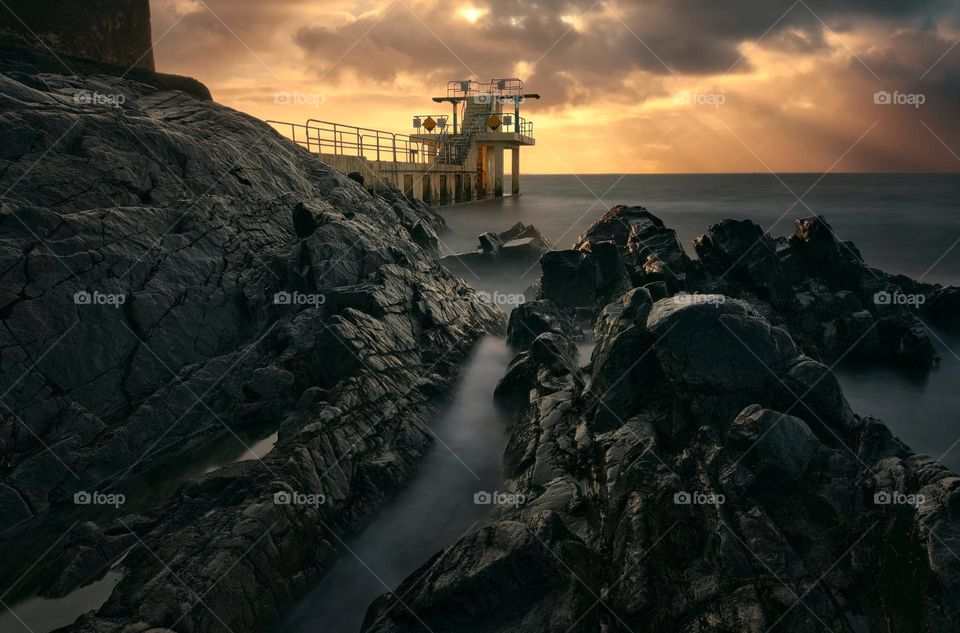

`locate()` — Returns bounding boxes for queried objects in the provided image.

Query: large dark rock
[926,286,960,331]
[0,55,502,632]
[505,299,573,350]
[575,205,691,292]
[693,218,796,308]
[373,286,960,633]
[728,404,820,480]
[540,249,599,308]
[689,214,936,368]
[439,222,549,274]
[363,514,602,633]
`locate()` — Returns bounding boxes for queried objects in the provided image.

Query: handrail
[446,78,524,98]
[266,119,461,166]
[267,109,534,170]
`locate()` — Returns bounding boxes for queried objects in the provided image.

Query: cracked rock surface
[367,212,960,633]
[0,52,501,632]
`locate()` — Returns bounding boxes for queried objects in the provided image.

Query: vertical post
[452,102,458,135]
[511,147,520,195]
[494,144,504,198]
[514,95,520,134]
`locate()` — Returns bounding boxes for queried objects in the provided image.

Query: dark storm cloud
[290,0,957,110]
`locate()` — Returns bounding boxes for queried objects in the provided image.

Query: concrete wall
[0,0,154,70]
[318,153,479,207]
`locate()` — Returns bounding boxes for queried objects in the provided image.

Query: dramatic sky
[150,0,960,173]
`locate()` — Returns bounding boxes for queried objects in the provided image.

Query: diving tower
[267,78,539,205]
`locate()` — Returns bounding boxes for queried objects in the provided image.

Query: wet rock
[439,223,550,274]
[646,295,798,398]
[505,300,573,350]
[362,513,601,633]
[540,250,598,308]
[376,281,960,633]
[694,218,795,307]
[926,286,960,331]
[499,222,551,251]
[478,231,503,255]
[728,405,820,480]
[0,55,501,632]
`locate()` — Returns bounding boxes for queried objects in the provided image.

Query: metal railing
[267,109,533,171]
[266,119,439,164]
[459,113,534,137]
[446,78,525,98]
[412,114,451,135]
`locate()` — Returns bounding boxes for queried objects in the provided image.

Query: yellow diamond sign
[423,116,437,132]
[486,114,501,130]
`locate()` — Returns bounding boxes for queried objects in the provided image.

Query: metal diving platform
[267,78,539,205]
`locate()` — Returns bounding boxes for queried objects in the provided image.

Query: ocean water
[439,173,960,473]
[279,337,513,633]
[440,173,960,286]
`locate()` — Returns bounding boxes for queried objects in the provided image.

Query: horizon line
[520,171,960,176]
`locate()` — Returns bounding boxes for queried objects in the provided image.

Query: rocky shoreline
[365,208,960,632]
[2,44,960,633]
[0,51,501,632]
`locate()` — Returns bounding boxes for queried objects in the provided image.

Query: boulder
[499,222,551,251]
[926,286,960,331]
[728,405,820,480]
[0,54,502,632]
[505,300,572,350]
[540,250,598,308]
[645,295,798,396]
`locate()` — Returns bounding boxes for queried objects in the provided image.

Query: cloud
[149,0,960,172]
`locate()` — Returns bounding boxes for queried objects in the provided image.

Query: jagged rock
[646,295,798,399]
[362,513,601,633]
[0,54,501,632]
[575,205,691,292]
[439,223,549,274]
[728,405,820,480]
[694,218,795,307]
[505,300,572,350]
[574,204,664,250]
[499,222,551,251]
[926,286,960,330]
[540,250,598,308]
[478,231,503,255]
[375,282,960,633]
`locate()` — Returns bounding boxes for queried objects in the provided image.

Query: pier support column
[494,144,504,198]
[511,147,519,195]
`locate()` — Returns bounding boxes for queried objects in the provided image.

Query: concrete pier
[267,78,538,206]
